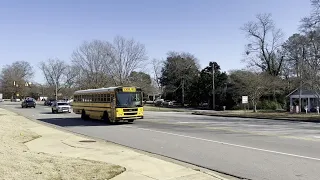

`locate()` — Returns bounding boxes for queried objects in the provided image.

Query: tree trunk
[252,100,257,112]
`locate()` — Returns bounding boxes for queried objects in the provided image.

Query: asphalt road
[1,102,320,180]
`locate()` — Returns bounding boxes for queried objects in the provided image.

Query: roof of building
[287,87,320,97]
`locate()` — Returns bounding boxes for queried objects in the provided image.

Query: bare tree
[71,40,114,89]
[108,36,148,85]
[71,36,147,88]
[242,13,285,77]
[151,58,163,94]
[301,0,320,31]
[39,58,76,99]
[0,61,34,98]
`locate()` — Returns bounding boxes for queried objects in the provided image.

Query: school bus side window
[102,94,106,102]
[98,94,101,102]
[93,94,96,102]
[106,94,111,102]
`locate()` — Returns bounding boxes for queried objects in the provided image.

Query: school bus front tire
[103,111,112,124]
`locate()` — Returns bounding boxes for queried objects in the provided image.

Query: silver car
[52,101,71,113]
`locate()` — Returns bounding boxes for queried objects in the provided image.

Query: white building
[287,87,320,112]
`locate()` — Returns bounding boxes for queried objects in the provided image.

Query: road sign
[242,96,248,104]
[122,87,136,92]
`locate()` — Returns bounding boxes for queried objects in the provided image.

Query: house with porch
[287,87,320,112]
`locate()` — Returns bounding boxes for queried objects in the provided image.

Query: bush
[258,100,282,110]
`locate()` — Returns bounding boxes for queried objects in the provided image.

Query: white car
[52,101,71,113]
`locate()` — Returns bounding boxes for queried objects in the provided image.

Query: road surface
[1,102,320,180]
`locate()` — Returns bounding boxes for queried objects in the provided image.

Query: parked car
[21,99,36,108]
[12,98,21,102]
[163,100,174,107]
[154,99,164,107]
[44,99,55,106]
[51,101,71,113]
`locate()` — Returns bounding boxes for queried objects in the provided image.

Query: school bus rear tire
[81,110,88,120]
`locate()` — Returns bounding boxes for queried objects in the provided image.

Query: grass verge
[192,110,320,122]
[144,105,190,112]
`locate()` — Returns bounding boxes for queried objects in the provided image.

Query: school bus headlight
[138,107,143,115]
[116,108,123,113]
[116,108,124,117]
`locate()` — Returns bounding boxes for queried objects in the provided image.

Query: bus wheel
[128,120,134,123]
[81,110,87,120]
[103,112,111,124]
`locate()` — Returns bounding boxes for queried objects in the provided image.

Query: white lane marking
[123,125,320,161]
[314,136,320,139]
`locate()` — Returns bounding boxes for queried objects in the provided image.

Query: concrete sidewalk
[2,108,228,180]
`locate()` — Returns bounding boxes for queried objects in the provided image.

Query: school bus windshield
[116,92,142,107]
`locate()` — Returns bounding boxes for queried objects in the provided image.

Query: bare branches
[301,0,320,31]
[0,61,34,98]
[242,13,284,76]
[109,36,147,85]
[39,58,76,95]
[71,40,113,89]
[151,58,163,89]
[71,36,147,88]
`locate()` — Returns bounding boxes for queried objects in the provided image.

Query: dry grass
[143,105,190,112]
[0,109,125,180]
[193,110,320,122]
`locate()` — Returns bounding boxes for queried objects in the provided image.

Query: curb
[192,112,320,123]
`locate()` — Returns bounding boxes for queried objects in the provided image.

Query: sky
[0,0,312,83]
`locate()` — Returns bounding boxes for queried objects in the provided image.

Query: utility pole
[212,65,215,110]
[298,60,302,113]
[182,77,185,107]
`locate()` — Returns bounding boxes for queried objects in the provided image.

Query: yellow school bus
[72,86,143,123]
